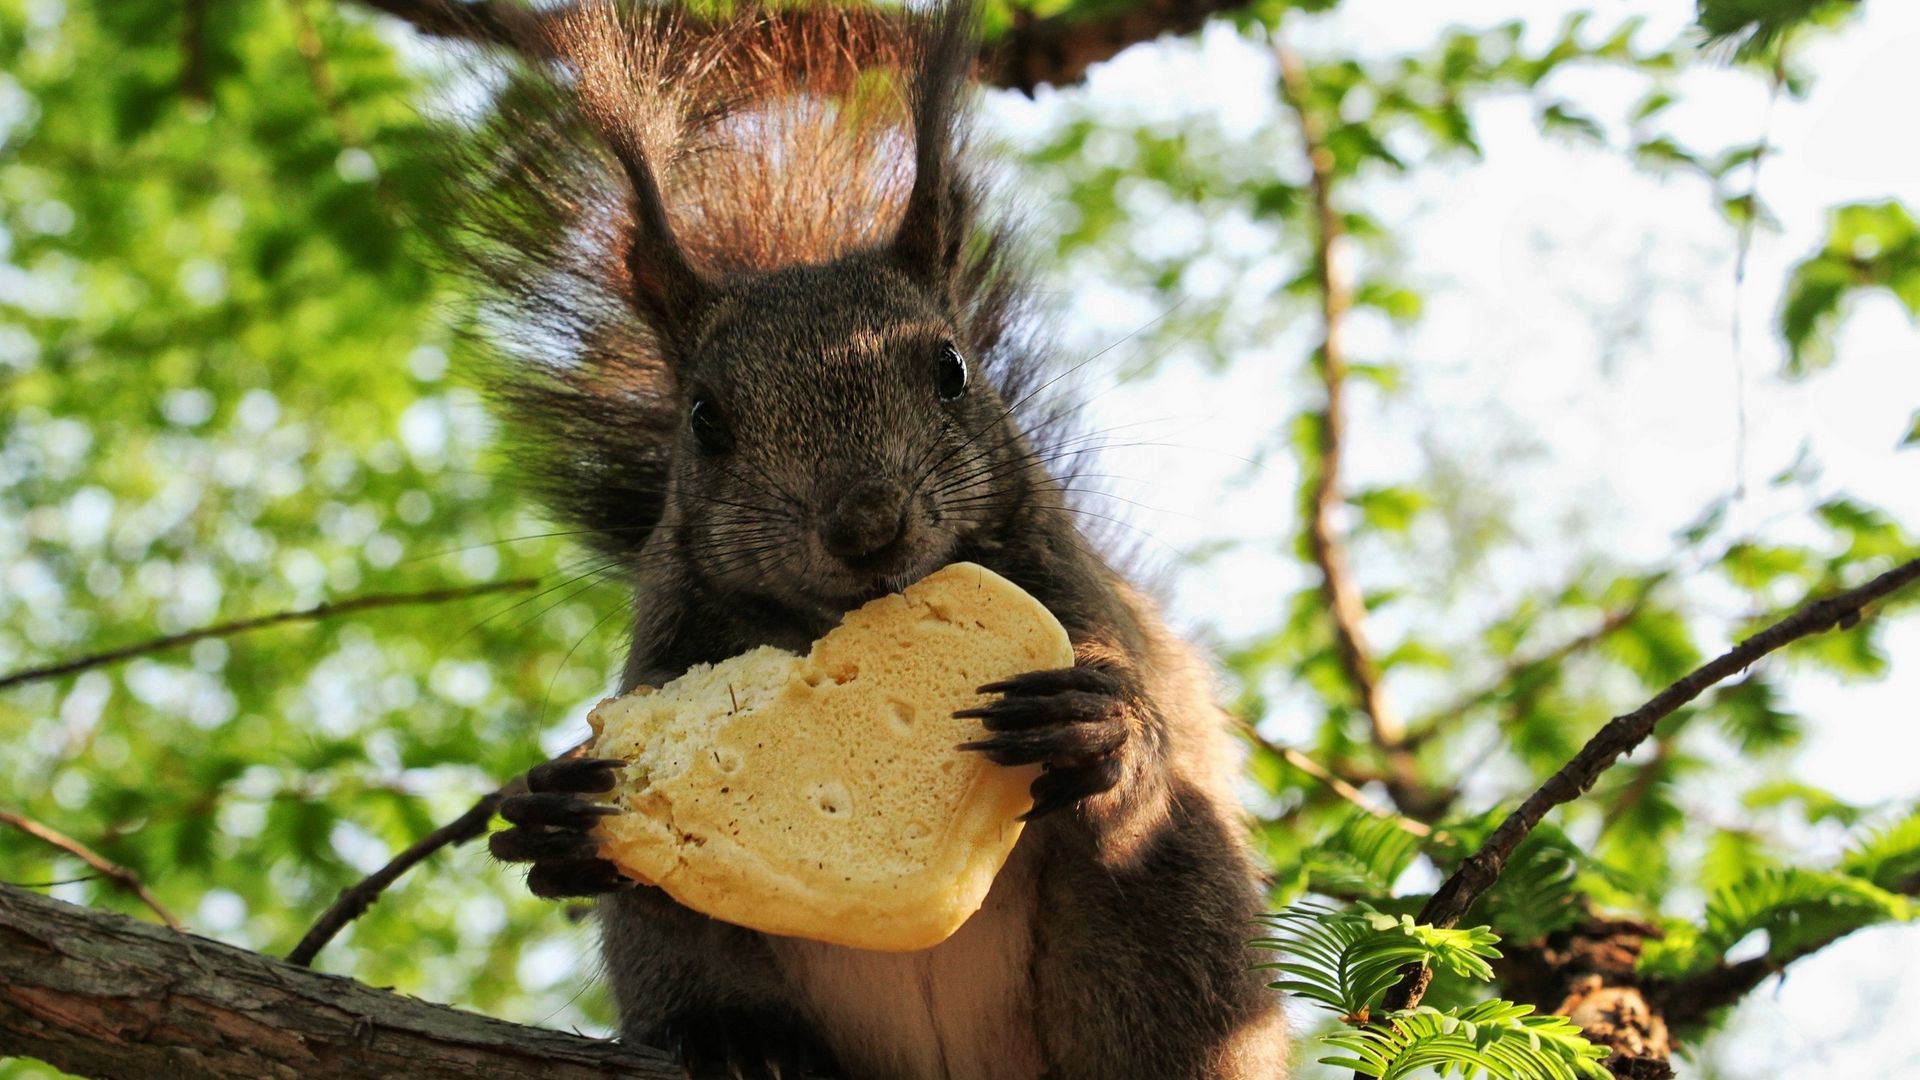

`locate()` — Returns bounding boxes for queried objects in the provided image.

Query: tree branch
[986,0,1257,93]
[0,810,181,931]
[345,0,1257,92]
[285,778,526,967]
[348,0,551,50]
[1403,585,1658,750]
[1241,728,1431,838]
[1273,33,1441,821]
[0,883,679,1079]
[0,579,536,693]
[1383,554,1920,1016]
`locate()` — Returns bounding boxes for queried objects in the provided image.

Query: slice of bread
[586,561,1072,952]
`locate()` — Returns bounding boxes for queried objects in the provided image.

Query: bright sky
[983,1,1919,1075]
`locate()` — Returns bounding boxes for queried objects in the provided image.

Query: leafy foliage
[1321,1001,1610,1080]
[1256,904,1608,1079]
[1642,864,1917,978]
[2,0,1917,1077]
[1695,0,1863,60]
[1779,201,1920,374]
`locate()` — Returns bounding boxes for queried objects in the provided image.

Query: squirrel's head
[567,3,1022,611]
[658,252,1031,611]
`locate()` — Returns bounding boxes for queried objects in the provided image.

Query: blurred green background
[3,1,1916,1077]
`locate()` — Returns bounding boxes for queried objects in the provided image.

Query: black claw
[977,666,1117,697]
[527,756,623,794]
[1021,757,1125,820]
[500,791,621,829]
[958,722,1125,767]
[527,857,633,899]
[489,826,602,864]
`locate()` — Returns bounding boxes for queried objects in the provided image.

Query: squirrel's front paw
[955,666,1130,820]
[490,757,635,898]
[669,1009,839,1079]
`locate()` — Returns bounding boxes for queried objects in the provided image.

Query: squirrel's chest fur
[768,838,1046,1079]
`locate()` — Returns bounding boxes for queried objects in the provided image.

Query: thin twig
[286,776,525,966]
[1404,586,1659,750]
[286,738,596,966]
[1727,51,1787,503]
[181,0,209,102]
[1380,555,1920,1017]
[0,579,537,692]
[1274,31,1439,820]
[0,809,182,929]
[1243,728,1431,838]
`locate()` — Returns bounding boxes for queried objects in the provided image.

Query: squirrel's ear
[891,2,978,291]
[614,146,710,348]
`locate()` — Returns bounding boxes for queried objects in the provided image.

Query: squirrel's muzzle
[820,478,909,563]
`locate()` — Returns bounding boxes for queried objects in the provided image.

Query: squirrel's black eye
[689,398,734,454]
[936,343,968,401]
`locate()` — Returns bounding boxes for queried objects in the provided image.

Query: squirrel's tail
[430,1,1017,559]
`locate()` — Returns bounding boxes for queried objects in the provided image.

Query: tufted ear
[547,5,712,355]
[890,2,979,293]
[612,144,710,349]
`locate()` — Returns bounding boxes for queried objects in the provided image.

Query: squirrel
[455,2,1289,1077]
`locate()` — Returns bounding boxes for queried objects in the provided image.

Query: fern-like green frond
[1640,867,1915,977]
[1321,1001,1611,1080]
[1839,807,1920,891]
[1251,903,1499,1018]
[1300,812,1428,898]
[1695,0,1861,61]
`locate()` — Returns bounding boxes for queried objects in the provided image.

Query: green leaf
[1251,902,1501,1018]
[1711,676,1803,754]
[1779,201,1920,375]
[1350,486,1431,535]
[1839,808,1920,892]
[1640,868,1916,978]
[1322,1000,1610,1080]
[1696,0,1863,61]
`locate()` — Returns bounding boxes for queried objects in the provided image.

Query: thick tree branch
[0,883,679,1079]
[350,0,551,49]
[1383,555,1920,1017]
[345,0,1256,92]
[0,810,181,931]
[0,579,536,692]
[986,0,1256,93]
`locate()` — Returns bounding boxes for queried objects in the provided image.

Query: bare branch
[286,778,525,967]
[288,742,595,966]
[0,579,536,693]
[986,0,1257,93]
[1241,727,1431,838]
[181,0,209,102]
[344,0,1257,92]
[348,0,552,50]
[0,883,681,1079]
[1404,587,1658,750]
[0,810,181,930]
[1273,33,1443,822]
[1382,555,1920,1015]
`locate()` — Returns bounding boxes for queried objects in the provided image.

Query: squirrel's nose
[820,479,908,561]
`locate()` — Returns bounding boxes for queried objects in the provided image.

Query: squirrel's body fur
[462,3,1287,1076]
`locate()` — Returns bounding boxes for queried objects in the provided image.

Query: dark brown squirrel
[454,2,1288,1076]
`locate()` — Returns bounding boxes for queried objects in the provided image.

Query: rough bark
[346,0,1258,93]
[0,884,678,1080]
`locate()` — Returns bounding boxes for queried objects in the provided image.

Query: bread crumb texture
[588,562,1071,951]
